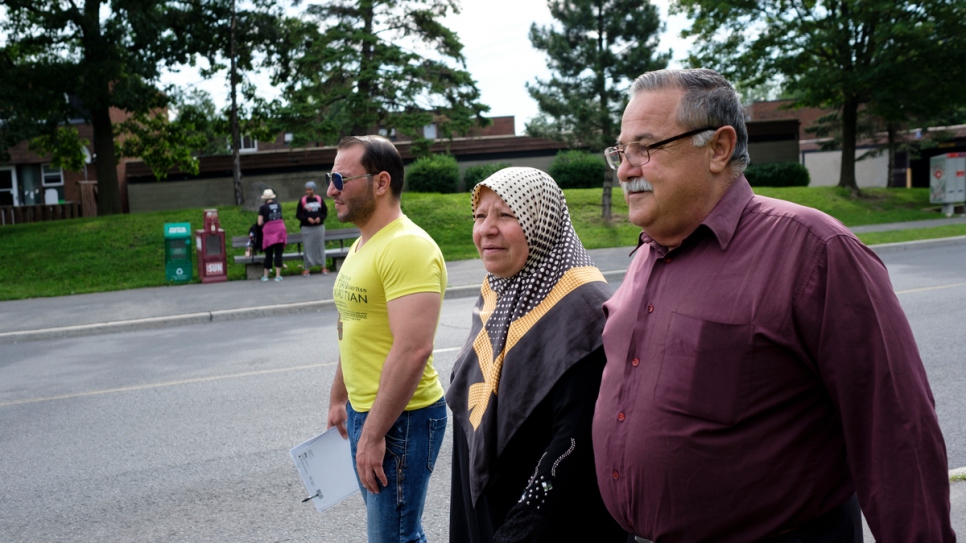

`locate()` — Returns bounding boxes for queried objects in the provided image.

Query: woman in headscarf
[447,167,626,543]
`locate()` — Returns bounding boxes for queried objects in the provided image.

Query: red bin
[195,209,228,283]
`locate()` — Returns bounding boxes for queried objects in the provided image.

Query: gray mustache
[622,178,653,195]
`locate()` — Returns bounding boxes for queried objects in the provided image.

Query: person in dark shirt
[593,68,954,542]
[257,188,287,282]
[295,181,329,276]
[447,167,626,543]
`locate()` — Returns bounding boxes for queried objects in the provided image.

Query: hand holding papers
[290,427,360,513]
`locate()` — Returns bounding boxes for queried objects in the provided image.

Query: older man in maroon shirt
[593,68,955,543]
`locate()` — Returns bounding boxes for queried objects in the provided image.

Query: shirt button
[647,304,654,313]
[631,358,640,367]
[664,257,672,263]
[612,470,619,480]
[617,412,625,421]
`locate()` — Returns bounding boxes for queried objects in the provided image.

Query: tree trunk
[91,102,121,215]
[596,1,611,220]
[352,0,375,136]
[602,170,614,221]
[230,0,244,206]
[81,0,120,215]
[886,123,899,188]
[838,97,860,195]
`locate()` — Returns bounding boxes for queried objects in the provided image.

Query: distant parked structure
[746,100,966,189]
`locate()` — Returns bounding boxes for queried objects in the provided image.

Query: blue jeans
[347,398,447,543]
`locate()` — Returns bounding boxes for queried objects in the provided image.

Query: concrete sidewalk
[0,246,639,344]
[2,218,966,345]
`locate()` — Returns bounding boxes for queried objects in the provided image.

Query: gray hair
[629,68,749,176]
[305,181,317,190]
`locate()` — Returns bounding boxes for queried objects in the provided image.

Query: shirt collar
[700,175,753,251]
[632,175,753,255]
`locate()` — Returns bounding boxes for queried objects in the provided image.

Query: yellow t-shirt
[333,215,446,412]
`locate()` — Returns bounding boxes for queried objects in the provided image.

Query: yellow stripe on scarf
[467,266,605,429]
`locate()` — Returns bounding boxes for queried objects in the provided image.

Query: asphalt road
[1,244,964,542]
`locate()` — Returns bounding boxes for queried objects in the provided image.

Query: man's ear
[373,171,392,196]
[708,126,738,175]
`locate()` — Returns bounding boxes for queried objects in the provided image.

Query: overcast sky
[160,0,695,135]
[440,0,694,132]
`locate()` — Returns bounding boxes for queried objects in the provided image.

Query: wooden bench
[232,227,360,279]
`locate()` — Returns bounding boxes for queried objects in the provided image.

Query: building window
[423,124,438,140]
[240,135,257,153]
[41,164,65,203]
[0,167,18,206]
[227,135,258,153]
[42,164,64,186]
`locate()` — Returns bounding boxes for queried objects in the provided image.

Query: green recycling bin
[164,222,193,282]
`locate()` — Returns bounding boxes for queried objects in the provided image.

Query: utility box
[164,222,193,282]
[195,209,228,283]
[930,153,966,217]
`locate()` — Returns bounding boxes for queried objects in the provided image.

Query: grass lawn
[1,186,963,301]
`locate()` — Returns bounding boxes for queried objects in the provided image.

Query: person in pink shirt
[257,188,287,282]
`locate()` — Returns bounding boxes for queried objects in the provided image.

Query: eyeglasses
[603,127,720,170]
[325,172,372,191]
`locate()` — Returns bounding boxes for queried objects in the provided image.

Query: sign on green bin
[164,222,193,282]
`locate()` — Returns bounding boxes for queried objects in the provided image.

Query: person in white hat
[257,188,287,282]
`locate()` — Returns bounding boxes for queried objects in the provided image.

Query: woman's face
[473,187,529,278]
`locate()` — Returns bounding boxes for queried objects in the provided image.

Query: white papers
[290,427,360,513]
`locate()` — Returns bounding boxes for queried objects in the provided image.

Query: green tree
[271,0,490,153]
[0,0,201,215]
[187,0,285,205]
[675,0,966,195]
[27,127,90,173]
[116,110,209,182]
[866,18,966,188]
[526,0,669,219]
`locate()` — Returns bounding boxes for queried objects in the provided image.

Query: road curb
[209,300,336,322]
[0,312,213,344]
[869,235,966,254]
[0,269,634,345]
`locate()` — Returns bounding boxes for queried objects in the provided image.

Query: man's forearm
[330,360,348,405]
[361,291,441,439]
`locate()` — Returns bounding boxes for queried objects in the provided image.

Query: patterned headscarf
[446,167,610,503]
[472,168,595,365]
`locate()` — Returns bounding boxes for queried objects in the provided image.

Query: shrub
[463,162,513,188]
[549,150,607,189]
[744,161,810,187]
[405,154,460,193]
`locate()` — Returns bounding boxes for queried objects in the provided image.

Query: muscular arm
[354,291,442,494]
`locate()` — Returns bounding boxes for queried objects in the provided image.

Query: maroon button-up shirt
[593,177,953,542]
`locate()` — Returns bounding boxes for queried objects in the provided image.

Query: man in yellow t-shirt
[325,135,447,543]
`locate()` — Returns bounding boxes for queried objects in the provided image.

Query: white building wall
[802,149,889,188]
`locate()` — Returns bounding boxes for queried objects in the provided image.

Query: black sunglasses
[325,172,372,191]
